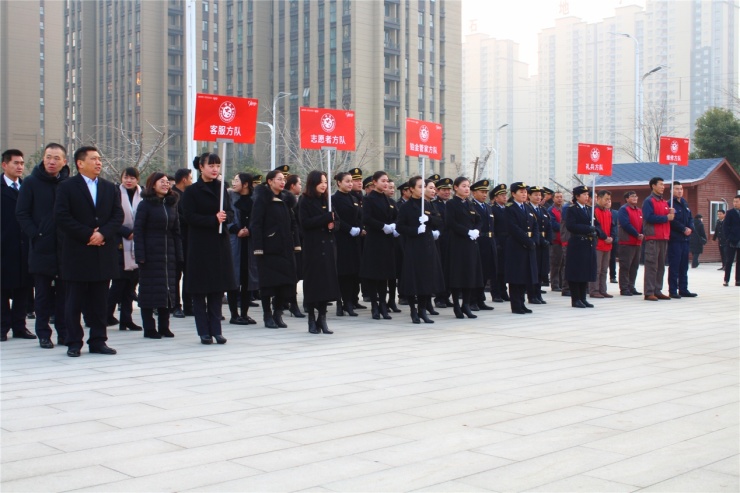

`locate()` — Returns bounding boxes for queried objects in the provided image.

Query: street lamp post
[493,123,509,186]
[610,32,641,161]
[271,92,292,169]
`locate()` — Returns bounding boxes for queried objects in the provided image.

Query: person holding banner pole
[564,186,598,308]
[332,172,362,317]
[397,176,445,324]
[182,153,236,345]
[299,171,339,334]
[359,171,397,320]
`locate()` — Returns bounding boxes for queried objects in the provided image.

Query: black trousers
[1,287,28,335]
[724,246,740,283]
[492,247,509,300]
[338,274,358,307]
[107,275,137,324]
[34,274,66,342]
[508,284,526,312]
[192,292,223,336]
[65,280,109,350]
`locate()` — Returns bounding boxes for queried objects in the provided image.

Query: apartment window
[203,1,208,12]
[319,4,324,19]
[202,20,208,31]
[213,2,217,14]
[202,79,208,90]
[418,62,423,75]
[418,37,423,49]
[343,24,350,40]
[202,59,208,70]
[330,27,336,48]
[330,1,336,22]
[418,12,423,25]
[202,39,208,51]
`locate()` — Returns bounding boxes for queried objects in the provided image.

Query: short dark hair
[73,146,99,168]
[2,149,23,163]
[673,181,682,186]
[264,169,281,183]
[286,174,301,189]
[453,176,470,188]
[334,171,351,183]
[236,172,254,194]
[597,190,611,199]
[735,194,740,200]
[718,209,725,214]
[624,191,637,200]
[304,170,328,199]
[407,175,422,189]
[121,167,139,180]
[198,153,221,167]
[372,170,387,182]
[649,177,664,188]
[44,143,67,156]
[174,168,191,184]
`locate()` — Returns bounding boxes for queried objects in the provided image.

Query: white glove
[392,230,400,238]
[417,224,426,234]
[419,215,429,224]
[350,227,361,237]
[390,223,397,231]
[432,230,440,240]
[382,224,394,235]
[468,229,480,241]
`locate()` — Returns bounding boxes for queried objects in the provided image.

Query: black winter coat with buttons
[299,194,340,304]
[134,192,183,309]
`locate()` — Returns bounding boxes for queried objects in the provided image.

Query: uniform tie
[11,182,18,190]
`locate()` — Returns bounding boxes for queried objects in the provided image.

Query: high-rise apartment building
[4,0,461,177]
[1,1,65,157]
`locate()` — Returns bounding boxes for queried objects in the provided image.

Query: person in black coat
[359,171,398,320]
[689,214,707,268]
[181,153,236,345]
[250,169,300,328]
[397,176,446,323]
[107,167,143,332]
[55,146,124,357]
[504,182,539,314]
[421,178,443,316]
[722,196,740,286]
[299,170,340,334]
[332,172,363,317]
[226,172,257,325]
[15,143,71,348]
[171,165,195,317]
[445,177,484,319]
[490,184,510,302]
[432,177,454,308]
[527,186,552,305]
[565,186,599,308]
[134,172,183,339]
[1,149,35,342]
[470,180,496,311]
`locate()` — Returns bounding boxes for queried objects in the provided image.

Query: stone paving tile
[1,266,737,492]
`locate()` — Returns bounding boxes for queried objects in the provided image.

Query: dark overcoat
[250,184,298,288]
[396,198,445,296]
[15,162,70,276]
[472,199,497,283]
[181,179,237,294]
[359,190,397,280]
[54,174,124,282]
[564,203,598,283]
[504,202,538,285]
[134,193,183,309]
[689,218,707,254]
[1,176,31,289]
[332,190,362,276]
[299,194,340,304]
[531,204,553,282]
[444,196,484,290]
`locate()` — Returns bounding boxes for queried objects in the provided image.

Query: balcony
[384,42,400,55]
[384,146,400,158]
[384,67,400,81]
[383,94,400,106]
[384,120,400,131]
[384,16,400,28]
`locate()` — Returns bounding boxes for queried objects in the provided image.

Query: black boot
[378,299,392,320]
[318,304,333,334]
[289,301,305,318]
[461,290,477,318]
[336,299,344,317]
[452,293,464,319]
[158,310,175,338]
[308,308,320,333]
[425,297,439,316]
[418,302,435,324]
[142,312,162,339]
[409,300,420,324]
[343,302,358,317]
[387,299,402,313]
[273,310,288,328]
[371,301,381,320]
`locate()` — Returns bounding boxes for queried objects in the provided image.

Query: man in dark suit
[1,149,36,342]
[470,179,496,311]
[490,184,510,302]
[55,146,123,357]
[504,182,539,314]
[723,195,740,286]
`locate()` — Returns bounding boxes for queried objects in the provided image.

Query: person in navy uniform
[444,177,484,319]
[526,186,552,305]
[433,177,454,308]
[470,179,496,311]
[504,182,538,314]
[565,185,599,308]
[489,184,510,302]
[667,181,697,298]
[347,168,366,309]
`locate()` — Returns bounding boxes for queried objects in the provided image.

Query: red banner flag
[193,93,258,144]
[299,107,355,150]
[659,136,689,166]
[577,143,613,176]
[405,118,443,160]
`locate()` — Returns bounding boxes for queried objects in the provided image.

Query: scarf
[120,184,142,271]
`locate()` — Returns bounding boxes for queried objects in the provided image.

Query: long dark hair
[236,172,254,194]
[304,170,328,200]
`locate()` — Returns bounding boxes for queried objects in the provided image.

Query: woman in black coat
[504,183,539,314]
[182,153,236,344]
[565,186,598,308]
[226,172,257,325]
[299,170,340,334]
[397,176,445,324]
[332,172,362,316]
[689,214,707,268]
[359,171,398,320]
[444,177,484,319]
[134,172,183,339]
[250,169,299,329]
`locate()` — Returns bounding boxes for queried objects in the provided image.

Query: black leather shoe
[67,348,81,357]
[273,311,288,328]
[561,290,571,297]
[670,293,682,299]
[511,309,528,314]
[631,289,642,295]
[582,301,595,308]
[214,335,227,344]
[106,316,119,327]
[172,308,186,318]
[537,298,547,304]
[387,301,402,313]
[229,316,250,325]
[200,335,213,344]
[244,315,257,324]
[1,333,7,342]
[572,300,587,308]
[342,304,358,317]
[679,291,698,297]
[522,307,533,313]
[425,303,439,316]
[461,305,478,318]
[120,321,143,331]
[90,344,117,355]
[354,302,367,309]
[39,338,54,349]
[288,304,306,318]
[620,291,633,296]
[529,299,544,305]
[469,303,480,311]
[478,302,494,310]
[501,295,511,302]
[159,327,175,338]
[434,300,448,308]
[12,328,37,339]
[492,297,504,303]
[264,314,279,329]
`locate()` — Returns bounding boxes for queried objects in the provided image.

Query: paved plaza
[1,264,738,492]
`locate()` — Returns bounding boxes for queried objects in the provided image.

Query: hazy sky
[461,0,646,75]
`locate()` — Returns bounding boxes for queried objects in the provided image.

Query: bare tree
[74,121,173,181]
[618,100,682,162]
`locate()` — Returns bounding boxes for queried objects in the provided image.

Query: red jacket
[642,193,671,241]
[594,206,613,252]
[618,204,643,246]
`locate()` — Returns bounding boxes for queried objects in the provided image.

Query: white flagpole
[420,155,427,222]
[590,173,597,226]
[327,150,332,212]
[669,164,676,209]
[218,141,227,233]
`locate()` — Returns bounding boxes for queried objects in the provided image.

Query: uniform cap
[489,183,507,200]
[274,165,290,176]
[399,181,411,192]
[253,174,263,185]
[428,173,441,182]
[362,176,374,188]
[510,182,528,193]
[542,187,554,195]
[350,167,363,180]
[528,185,543,194]
[435,178,453,189]
[471,179,490,191]
[572,185,590,197]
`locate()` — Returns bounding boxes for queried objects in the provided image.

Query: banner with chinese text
[577,143,613,176]
[405,118,443,160]
[659,136,689,166]
[193,93,258,144]
[299,107,355,150]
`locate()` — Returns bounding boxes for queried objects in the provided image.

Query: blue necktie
[11,182,18,190]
